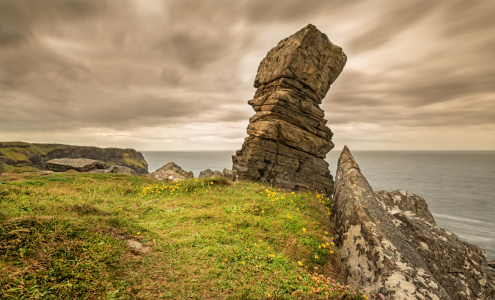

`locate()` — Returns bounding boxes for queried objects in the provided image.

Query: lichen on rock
[333,146,495,300]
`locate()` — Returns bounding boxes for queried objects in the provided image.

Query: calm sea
[141,150,495,259]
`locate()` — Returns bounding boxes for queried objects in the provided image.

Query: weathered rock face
[45,158,106,172]
[375,190,436,224]
[222,168,237,181]
[88,165,138,176]
[233,24,346,195]
[156,162,194,179]
[198,169,223,179]
[147,162,194,182]
[333,146,495,299]
[0,142,148,174]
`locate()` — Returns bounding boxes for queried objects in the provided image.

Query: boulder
[222,168,237,181]
[156,162,193,179]
[147,162,193,182]
[45,158,106,172]
[107,165,137,176]
[233,24,346,195]
[198,169,223,179]
[333,146,495,299]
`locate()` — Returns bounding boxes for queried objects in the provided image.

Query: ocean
[141,150,495,259]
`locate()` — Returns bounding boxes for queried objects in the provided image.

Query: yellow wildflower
[297,261,303,266]
[315,254,319,259]
[325,231,328,235]
[302,228,306,233]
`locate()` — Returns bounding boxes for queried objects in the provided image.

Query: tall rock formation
[232,24,346,194]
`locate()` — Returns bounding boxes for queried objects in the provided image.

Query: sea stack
[232,24,346,194]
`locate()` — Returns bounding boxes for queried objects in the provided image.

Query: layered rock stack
[232,24,346,194]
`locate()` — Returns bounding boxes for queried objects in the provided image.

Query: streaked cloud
[0,0,494,150]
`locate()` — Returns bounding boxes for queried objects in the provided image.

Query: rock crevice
[233,24,346,194]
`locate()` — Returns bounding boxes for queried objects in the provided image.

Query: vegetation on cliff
[0,142,148,174]
[0,171,367,299]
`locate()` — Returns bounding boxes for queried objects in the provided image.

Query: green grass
[122,153,146,169]
[0,172,367,299]
[0,148,29,162]
[1,164,41,174]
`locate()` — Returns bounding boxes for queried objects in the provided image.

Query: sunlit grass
[0,172,367,299]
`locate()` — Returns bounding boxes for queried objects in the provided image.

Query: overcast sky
[1,0,494,151]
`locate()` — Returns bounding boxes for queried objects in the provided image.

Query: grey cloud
[0,0,494,150]
[347,0,438,53]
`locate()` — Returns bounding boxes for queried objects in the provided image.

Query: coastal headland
[1,23,494,299]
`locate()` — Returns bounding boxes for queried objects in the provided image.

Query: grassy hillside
[0,172,368,299]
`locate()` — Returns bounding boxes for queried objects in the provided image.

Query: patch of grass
[0,172,368,299]
[105,161,116,167]
[122,153,146,169]
[0,217,137,299]
[0,148,28,162]
[2,164,41,174]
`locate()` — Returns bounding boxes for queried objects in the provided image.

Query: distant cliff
[0,142,148,174]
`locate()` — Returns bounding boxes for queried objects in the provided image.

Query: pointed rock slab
[254,24,347,102]
[334,146,495,299]
[333,146,449,299]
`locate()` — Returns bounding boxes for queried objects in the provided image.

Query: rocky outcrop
[0,142,148,174]
[198,169,222,179]
[107,165,138,176]
[147,162,194,182]
[333,146,495,299]
[232,24,346,195]
[45,158,106,172]
[89,165,138,176]
[375,190,436,224]
[222,168,237,181]
[197,168,237,181]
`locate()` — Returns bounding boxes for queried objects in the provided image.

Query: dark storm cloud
[0,0,494,149]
